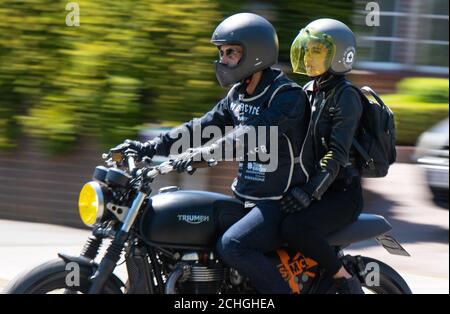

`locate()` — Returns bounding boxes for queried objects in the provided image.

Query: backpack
[333,82,397,178]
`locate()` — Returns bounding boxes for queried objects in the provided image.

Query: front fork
[88,191,148,294]
[80,235,103,260]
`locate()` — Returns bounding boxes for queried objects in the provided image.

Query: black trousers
[281,177,364,276]
[216,200,291,294]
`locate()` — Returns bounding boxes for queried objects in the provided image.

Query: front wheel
[2,258,124,294]
[358,256,412,294]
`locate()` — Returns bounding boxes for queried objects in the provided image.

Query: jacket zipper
[314,172,331,199]
[312,92,327,160]
[321,137,328,151]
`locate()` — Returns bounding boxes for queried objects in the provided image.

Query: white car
[415,118,449,206]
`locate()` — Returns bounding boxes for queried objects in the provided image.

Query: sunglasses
[218,47,242,58]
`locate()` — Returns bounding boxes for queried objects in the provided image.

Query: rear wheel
[358,256,412,294]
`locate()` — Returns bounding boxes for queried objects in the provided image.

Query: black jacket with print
[300,73,363,200]
[151,68,311,200]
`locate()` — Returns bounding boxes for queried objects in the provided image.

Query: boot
[334,276,365,294]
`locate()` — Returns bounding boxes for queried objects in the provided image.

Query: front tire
[2,258,123,294]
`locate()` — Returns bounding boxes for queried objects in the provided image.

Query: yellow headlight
[78,182,104,227]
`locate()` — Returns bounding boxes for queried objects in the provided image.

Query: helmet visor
[290,28,336,77]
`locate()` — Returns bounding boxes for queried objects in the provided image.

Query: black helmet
[291,18,356,77]
[211,13,279,87]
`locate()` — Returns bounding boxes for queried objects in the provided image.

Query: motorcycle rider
[114,13,310,293]
[280,18,365,294]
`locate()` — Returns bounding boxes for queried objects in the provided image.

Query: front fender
[58,253,125,291]
[2,254,124,294]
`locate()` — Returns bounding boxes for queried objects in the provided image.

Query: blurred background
[2,0,447,225]
[0,0,448,294]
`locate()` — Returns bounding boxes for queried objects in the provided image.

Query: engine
[166,251,231,294]
[178,252,227,294]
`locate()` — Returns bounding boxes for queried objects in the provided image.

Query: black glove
[110,139,157,160]
[280,187,312,214]
[172,145,215,174]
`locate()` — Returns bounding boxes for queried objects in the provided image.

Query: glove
[280,187,312,214]
[172,145,216,174]
[110,139,157,160]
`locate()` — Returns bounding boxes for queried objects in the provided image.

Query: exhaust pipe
[164,264,191,294]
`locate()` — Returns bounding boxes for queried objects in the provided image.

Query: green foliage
[2,1,440,153]
[382,77,449,145]
[0,0,238,153]
[396,77,449,104]
[382,94,449,145]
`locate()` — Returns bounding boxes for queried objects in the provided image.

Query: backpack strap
[352,138,376,170]
[330,81,376,170]
[360,86,387,109]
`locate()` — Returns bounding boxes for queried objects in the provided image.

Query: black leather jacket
[300,73,363,200]
[151,68,310,200]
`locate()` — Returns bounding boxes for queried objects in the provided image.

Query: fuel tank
[139,189,246,249]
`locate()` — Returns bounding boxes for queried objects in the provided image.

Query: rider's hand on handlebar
[110,139,157,161]
[280,187,312,214]
[172,145,216,175]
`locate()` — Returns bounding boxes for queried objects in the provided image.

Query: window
[353,0,449,74]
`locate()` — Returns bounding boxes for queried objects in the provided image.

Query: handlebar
[186,159,218,173]
[146,158,217,180]
[145,160,173,179]
[103,147,218,181]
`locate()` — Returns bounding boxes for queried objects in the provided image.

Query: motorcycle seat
[325,214,392,247]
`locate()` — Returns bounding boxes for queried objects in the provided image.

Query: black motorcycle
[3,148,412,294]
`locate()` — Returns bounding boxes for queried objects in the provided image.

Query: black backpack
[334,82,397,178]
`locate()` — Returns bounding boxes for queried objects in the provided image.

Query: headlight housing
[78,181,105,227]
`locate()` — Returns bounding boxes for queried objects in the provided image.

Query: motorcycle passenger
[115,13,310,293]
[280,18,365,294]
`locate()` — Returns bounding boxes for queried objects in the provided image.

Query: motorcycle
[3,148,412,294]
